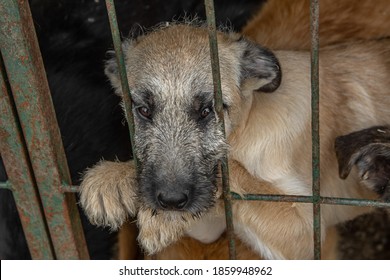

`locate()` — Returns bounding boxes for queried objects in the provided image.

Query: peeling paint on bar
[0,0,88,259]
[0,56,54,259]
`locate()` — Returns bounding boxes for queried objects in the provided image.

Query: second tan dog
[243,0,390,50]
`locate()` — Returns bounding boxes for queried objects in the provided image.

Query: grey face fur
[105,23,281,216]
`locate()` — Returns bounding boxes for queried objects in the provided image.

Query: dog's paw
[137,207,195,255]
[79,160,138,230]
[335,126,390,200]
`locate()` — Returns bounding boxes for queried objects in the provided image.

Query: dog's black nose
[157,192,188,210]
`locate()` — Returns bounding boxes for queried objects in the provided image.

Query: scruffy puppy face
[105,24,280,216]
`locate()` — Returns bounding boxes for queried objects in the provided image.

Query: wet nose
[157,192,188,210]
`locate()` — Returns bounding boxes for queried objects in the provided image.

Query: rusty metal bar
[232,193,390,208]
[204,0,236,260]
[310,0,321,260]
[0,0,88,259]
[104,0,138,169]
[320,197,390,208]
[0,55,54,259]
[60,184,80,193]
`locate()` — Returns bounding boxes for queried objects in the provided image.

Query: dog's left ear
[335,126,390,200]
[237,37,281,93]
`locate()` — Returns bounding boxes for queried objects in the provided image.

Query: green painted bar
[0,59,54,259]
[232,193,390,208]
[104,0,138,169]
[204,0,236,260]
[310,0,321,260]
[320,197,390,208]
[0,180,12,190]
[60,184,80,193]
[232,193,314,203]
[0,0,88,259]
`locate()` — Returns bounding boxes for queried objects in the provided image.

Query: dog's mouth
[148,207,206,222]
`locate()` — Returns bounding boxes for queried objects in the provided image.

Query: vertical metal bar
[0,57,54,259]
[104,0,138,169]
[204,0,236,260]
[310,0,321,260]
[0,0,89,259]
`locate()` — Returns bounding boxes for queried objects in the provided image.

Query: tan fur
[226,41,389,258]
[147,0,390,260]
[79,28,390,259]
[79,160,138,229]
[243,0,390,50]
[147,233,260,260]
[79,1,390,259]
[152,0,390,259]
[117,221,140,260]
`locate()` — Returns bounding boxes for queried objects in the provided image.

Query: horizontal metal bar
[232,193,314,203]
[60,184,80,193]
[320,196,390,208]
[232,193,390,208]
[0,181,12,190]
[0,0,88,259]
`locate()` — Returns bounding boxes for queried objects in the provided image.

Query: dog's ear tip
[334,138,354,179]
[257,70,282,93]
[239,38,282,93]
[337,159,353,179]
[340,170,352,180]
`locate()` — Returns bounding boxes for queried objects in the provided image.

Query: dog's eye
[137,106,152,119]
[200,107,212,119]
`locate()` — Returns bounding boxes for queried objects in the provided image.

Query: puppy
[79,21,390,259]
[150,0,390,259]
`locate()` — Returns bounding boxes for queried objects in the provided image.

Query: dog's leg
[79,160,138,230]
[229,159,316,259]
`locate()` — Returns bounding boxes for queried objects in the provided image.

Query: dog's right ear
[104,40,134,96]
[237,37,282,93]
[335,126,390,200]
